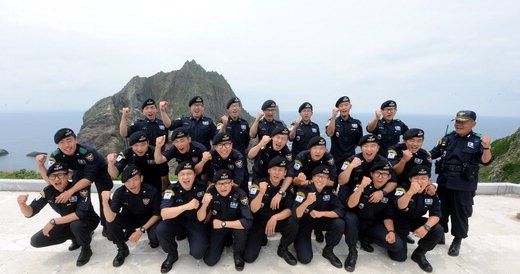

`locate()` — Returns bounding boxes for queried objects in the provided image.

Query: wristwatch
[278,190,286,198]
[423,224,431,232]
[381,190,388,197]
[49,218,56,225]
[139,226,146,233]
[221,221,227,228]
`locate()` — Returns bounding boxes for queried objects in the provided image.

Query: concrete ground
[1,189,519,274]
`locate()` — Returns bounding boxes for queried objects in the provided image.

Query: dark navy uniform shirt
[343,182,395,224]
[387,143,432,188]
[114,146,168,191]
[171,116,217,151]
[294,150,336,182]
[252,142,294,181]
[289,121,320,156]
[292,184,345,223]
[161,180,207,221]
[326,116,363,163]
[339,154,397,193]
[202,149,247,185]
[110,183,161,224]
[206,186,253,229]
[249,178,295,220]
[162,141,206,165]
[255,118,286,141]
[127,118,168,147]
[216,117,251,156]
[367,119,408,154]
[394,186,441,223]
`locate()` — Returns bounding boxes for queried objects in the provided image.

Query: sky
[1,0,519,117]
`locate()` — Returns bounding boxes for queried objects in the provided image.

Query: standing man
[198,169,253,271]
[107,131,169,192]
[430,110,493,256]
[326,96,363,175]
[156,161,208,273]
[170,96,217,151]
[249,99,286,141]
[289,102,320,157]
[216,97,251,157]
[366,100,409,155]
[100,165,161,267]
[119,98,171,147]
[18,163,99,267]
[154,127,206,166]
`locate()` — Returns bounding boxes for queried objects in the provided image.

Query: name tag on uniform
[381,197,389,204]
[69,196,78,202]
[395,126,401,131]
[467,142,474,149]
[78,159,86,165]
[312,128,317,133]
[159,125,165,130]
[203,121,209,126]
[351,124,358,129]
[147,160,155,165]
[414,158,423,164]
[425,198,433,205]
[230,202,238,208]
[323,194,330,201]
[241,125,247,130]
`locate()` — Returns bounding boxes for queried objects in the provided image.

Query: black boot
[322,245,342,268]
[68,239,80,251]
[112,244,130,267]
[314,229,324,243]
[438,233,446,245]
[344,246,358,272]
[261,234,268,246]
[406,234,416,244]
[277,246,297,266]
[448,238,462,256]
[411,247,433,272]
[160,251,179,273]
[359,237,374,253]
[234,253,245,271]
[76,245,93,267]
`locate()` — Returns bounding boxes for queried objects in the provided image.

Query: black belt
[443,164,463,172]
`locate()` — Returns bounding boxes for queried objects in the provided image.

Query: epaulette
[474,132,483,138]
[79,147,88,155]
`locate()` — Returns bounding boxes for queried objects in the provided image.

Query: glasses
[314,174,330,180]
[382,108,396,112]
[216,181,232,187]
[216,142,232,149]
[49,173,67,180]
[373,171,390,179]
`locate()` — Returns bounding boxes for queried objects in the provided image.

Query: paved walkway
[1,191,519,273]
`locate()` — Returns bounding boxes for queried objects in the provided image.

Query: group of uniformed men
[17,95,493,273]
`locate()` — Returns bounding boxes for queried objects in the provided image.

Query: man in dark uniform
[107,131,169,191]
[289,102,320,157]
[326,96,363,173]
[293,165,345,268]
[37,128,114,232]
[249,99,286,141]
[338,134,397,204]
[394,166,444,272]
[170,96,217,151]
[100,165,161,267]
[216,97,251,157]
[430,110,493,256]
[119,98,171,147]
[154,127,206,166]
[198,169,253,271]
[244,156,299,266]
[341,161,405,272]
[195,132,248,191]
[18,163,99,267]
[366,100,409,155]
[156,161,208,273]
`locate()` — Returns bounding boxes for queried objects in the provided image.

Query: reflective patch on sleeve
[250,184,259,195]
[35,191,45,200]
[295,191,306,203]
[387,149,397,160]
[294,160,302,170]
[395,187,406,196]
[341,161,350,171]
[163,189,174,200]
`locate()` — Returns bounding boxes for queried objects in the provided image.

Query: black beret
[213,133,232,145]
[46,162,69,176]
[359,134,379,146]
[128,131,148,146]
[307,136,326,149]
[335,96,350,107]
[171,127,190,141]
[270,127,290,137]
[298,102,313,113]
[453,110,477,122]
[403,128,425,140]
[188,96,204,107]
[141,98,156,110]
[261,100,277,110]
[121,164,141,183]
[175,161,195,175]
[380,100,397,109]
[268,156,288,168]
[408,165,431,178]
[213,169,232,183]
[54,128,76,144]
[226,97,241,109]
[370,161,392,172]
[312,165,331,176]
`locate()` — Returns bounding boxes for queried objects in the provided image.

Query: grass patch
[491,136,512,158]
[0,169,42,179]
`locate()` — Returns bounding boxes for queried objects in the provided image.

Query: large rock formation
[77,60,254,155]
[479,127,520,183]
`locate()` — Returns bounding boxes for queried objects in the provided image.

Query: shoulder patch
[235,160,243,169]
[85,153,94,162]
[79,147,88,155]
[250,184,259,195]
[387,149,397,160]
[295,191,306,203]
[36,191,45,200]
[341,161,350,171]
[474,132,483,138]
[294,160,302,170]
[240,197,249,206]
[51,149,60,156]
[79,190,89,197]
[395,187,406,196]
[163,189,174,200]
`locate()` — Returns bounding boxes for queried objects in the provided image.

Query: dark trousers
[106,213,158,247]
[73,172,113,228]
[31,219,98,248]
[344,211,405,261]
[395,217,443,260]
[204,228,248,266]
[243,216,298,263]
[437,186,474,238]
[156,218,207,259]
[294,217,344,264]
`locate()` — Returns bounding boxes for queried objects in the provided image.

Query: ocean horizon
[0,110,517,172]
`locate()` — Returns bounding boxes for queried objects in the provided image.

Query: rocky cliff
[77,60,254,155]
[480,127,520,183]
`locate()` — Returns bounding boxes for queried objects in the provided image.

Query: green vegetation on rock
[479,127,520,183]
[0,169,42,179]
